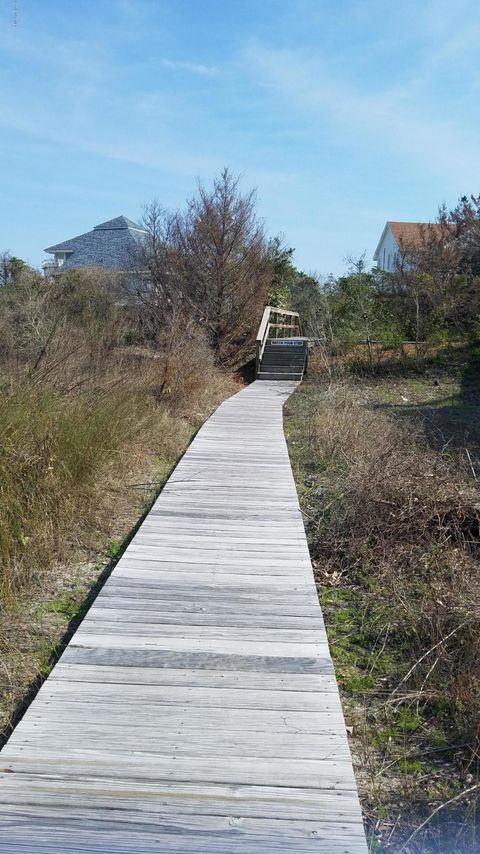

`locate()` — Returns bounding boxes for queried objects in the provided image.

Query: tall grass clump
[0,381,156,602]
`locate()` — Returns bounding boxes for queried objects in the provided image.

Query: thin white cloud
[161,59,217,76]
[0,26,109,85]
[0,23,220,177]
[0,102,221,177]
[242,40,480,192]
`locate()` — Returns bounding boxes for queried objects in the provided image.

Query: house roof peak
[93,215,145,231]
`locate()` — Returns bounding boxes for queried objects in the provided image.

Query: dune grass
[0,383,156,602]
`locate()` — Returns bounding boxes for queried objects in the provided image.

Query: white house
[373,221,444,272]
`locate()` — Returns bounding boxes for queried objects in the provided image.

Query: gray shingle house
[43,216,147,275]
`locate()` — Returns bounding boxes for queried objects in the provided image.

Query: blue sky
[0,0,479,275]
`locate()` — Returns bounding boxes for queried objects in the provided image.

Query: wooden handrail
[256,306,272,348]
[255,306,302,378]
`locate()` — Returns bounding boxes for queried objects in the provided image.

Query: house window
[383,248,386,269]
[388,253,391,271]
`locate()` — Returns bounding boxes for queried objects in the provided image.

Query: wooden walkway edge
[0,381,368,853]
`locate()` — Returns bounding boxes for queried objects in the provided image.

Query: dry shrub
[306,345,336,381]
[0,267,126,375]
[150,313,237,415]
[308,385,480,753]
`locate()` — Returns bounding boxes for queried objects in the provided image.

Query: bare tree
[172,168,273,363]
[127,201,179,334]
[127,171,274,363]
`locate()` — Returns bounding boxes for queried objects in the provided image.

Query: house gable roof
[374,220,447,261]
[44,215,148,269]
[387,221,444,250]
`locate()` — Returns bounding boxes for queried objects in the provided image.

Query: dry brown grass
[286,378,480,852]
[314,386,480,726]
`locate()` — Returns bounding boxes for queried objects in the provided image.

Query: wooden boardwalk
[0,381,367,853]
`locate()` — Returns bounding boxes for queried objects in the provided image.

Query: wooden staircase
[257,338,308,381]
[255,307,307,381]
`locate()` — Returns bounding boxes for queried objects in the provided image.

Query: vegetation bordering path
[0,367,237,743]
[284,346,480,853]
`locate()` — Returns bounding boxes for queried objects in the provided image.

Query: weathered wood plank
[60,646,333,673]
[47,663,335,690]
[16,704,346,732]
[0,776,363,821]
[0,748,358,789]
[77,607,325,628]
[0,804,366,844]
[75,623,326,644]
[6,727,351,761]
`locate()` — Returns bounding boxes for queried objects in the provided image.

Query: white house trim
[373,222,399,272]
